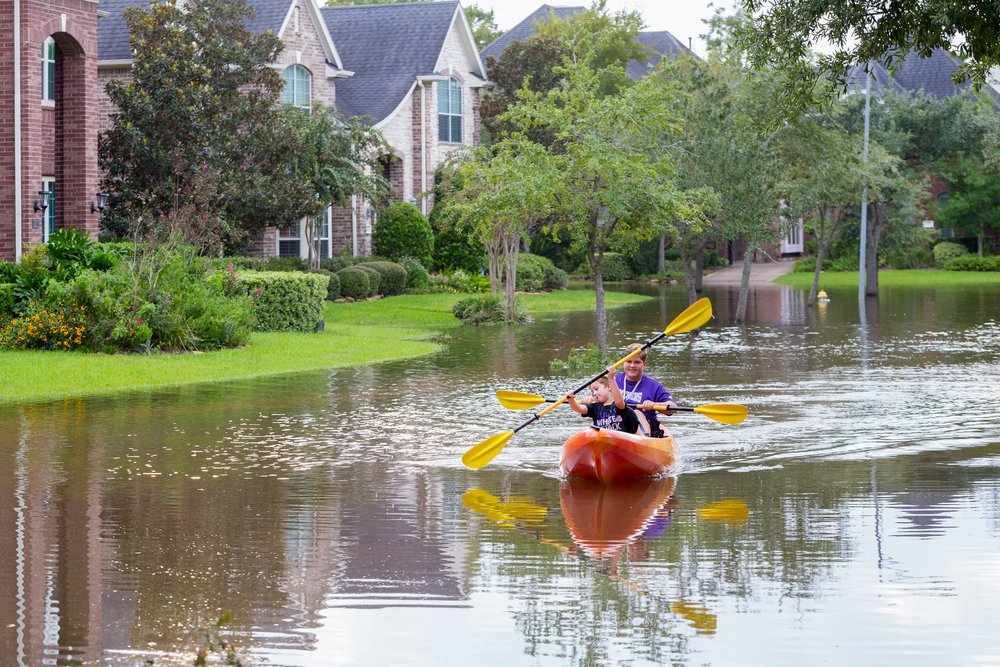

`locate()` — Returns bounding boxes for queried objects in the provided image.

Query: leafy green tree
[465,5,503,51]
[936,156,1000,257]
[482,36,571,146]
[281,103,390,269]
[502,34,691,352]
[100,0,311,251]
[533,0,654,97]
[735,0,1000,115]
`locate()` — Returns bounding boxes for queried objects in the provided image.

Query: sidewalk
[702,261,795,286]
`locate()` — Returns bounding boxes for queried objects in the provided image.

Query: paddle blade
[462,431,515,469]
[496,390,546,410]
[664,297,712,335]
[693,404,748,424]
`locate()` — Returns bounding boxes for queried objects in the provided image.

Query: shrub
[0,283,14,319]
[264,256,306,272]
[236,271,328,332]
[310,269,341,300]
[703,249,724,268]
[432,219,485,273]
[944,254,1000,271]
[573,253,634,281]
[0,260,18,283]
[211,256,265,272]
[372,203,434,265]
[549,344,612,371]
[452,293,527,323]
[336,267,370,300]
[934,241,969,266]
[397,257,430,289]
[829,255,859,272]
[358,261,407,296]
[353,264,381,296]
[0,301,89,350]
[516,253,567,291]
[664,248,681,262]
[792,256,832,273]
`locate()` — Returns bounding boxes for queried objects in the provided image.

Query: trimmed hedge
[0,283,14,319]
[359,261,407,296]
[573,252,634,281]
[793,256,833,273]
[944,254,1000,271]
[236,271,328,332]
[372,203,434,265]
[337,267,370,300]
[353,264,381,296]
[516,253,568,291]
[933,242,968,266]
[310,269,341,300]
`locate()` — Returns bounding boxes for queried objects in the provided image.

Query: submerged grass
[774,269,1000,288]
[2,289,651,403]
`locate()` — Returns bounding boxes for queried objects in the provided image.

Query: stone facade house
[1,0,489,262]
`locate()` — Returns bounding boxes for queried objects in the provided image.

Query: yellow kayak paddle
[495,390,748,425]
[462,297,713,470]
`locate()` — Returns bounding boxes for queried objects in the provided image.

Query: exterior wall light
[91,192,108,214]
[34,189,52,213]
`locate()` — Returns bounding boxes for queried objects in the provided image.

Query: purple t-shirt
[614,373,672,423]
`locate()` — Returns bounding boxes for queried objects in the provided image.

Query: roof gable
[479,4,584,62]
[626,30,694,80]
[321,1,465,123]
[846,49,1000,105]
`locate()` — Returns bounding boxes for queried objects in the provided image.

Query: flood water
[1,279,998,666]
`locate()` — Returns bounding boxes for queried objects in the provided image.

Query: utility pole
[858,65,871,304]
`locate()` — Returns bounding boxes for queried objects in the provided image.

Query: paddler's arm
[640,398,676,416]
[607,366,627,410]
[566,391,588,415]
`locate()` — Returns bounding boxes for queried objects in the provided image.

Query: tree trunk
[694,249,704,292]
[657,233,665,274]
[865,202,883,296]
[588,247,607,354]
[304,219,317,271]
[681,250,697,305]
[978,232,985,258]
[735,244,754,323]
[503,230,521,321]
[807,212,827,307]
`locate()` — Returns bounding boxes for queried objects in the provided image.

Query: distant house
[479,4,695,79]
[845,49,1000,248]
[1,0,490,262]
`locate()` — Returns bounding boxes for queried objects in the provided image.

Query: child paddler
[566,366,651,435]
[617,343,676,437]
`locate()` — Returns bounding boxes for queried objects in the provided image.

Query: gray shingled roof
[322,1,461,123]
[626,30,694,80]
[847,49,1000,105]
[479,5,584,62]
[99,0,293,61]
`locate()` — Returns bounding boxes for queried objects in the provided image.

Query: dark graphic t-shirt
[584,401,638,433]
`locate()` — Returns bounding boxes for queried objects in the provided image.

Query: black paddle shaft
[514,332,669,435]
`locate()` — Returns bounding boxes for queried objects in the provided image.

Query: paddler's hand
[566,391,575,399]
[605,365,618,379]
[660,400,677,416]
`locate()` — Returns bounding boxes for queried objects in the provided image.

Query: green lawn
[2,289,650,404]
[774,269,1000,288]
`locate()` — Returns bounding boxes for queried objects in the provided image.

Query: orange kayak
[559,426,679,483]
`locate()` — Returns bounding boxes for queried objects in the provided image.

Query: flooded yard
[1,280,998,666]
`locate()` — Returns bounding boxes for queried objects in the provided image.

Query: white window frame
[278,222,301,258]
[781,218,804,254]
[283,64,312,111]
[42,37,56,105]
[438,76,463,144]
[41,177,55,242]
[313,207,331,259]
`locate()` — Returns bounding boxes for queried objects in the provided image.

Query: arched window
[438,76,462,144]
[42,37,56,103]
[283,65,311,110]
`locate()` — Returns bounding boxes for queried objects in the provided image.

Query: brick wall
[1,0,101,261]
[276,0,336,108]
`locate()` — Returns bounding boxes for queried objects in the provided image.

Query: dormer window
[42,37,56,104]
[283,65,311,110]
[438,76,462,144]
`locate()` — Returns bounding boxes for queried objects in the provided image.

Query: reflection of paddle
[462,298,713,470]
[495,390,748,425]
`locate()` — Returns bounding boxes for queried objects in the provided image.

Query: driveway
[702,261,795,286]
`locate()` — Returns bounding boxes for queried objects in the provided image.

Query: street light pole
[859,65,871,303]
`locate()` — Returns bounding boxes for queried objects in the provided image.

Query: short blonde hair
[590,375,611,390]
[623,343,647,363]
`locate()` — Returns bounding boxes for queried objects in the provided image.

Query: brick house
[1,0,489,262]
[1,0,104,263]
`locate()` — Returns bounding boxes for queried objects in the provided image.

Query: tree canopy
[100,0,310,250]
[735,0,1000,113]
